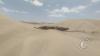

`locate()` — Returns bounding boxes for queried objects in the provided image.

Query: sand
[0,16,100,56]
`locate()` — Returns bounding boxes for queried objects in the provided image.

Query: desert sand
[0,16,100,56]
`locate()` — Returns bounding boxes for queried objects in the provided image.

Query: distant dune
[0,16,100,56]
[57,20,100,32]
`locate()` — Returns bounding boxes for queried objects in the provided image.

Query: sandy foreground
[0,17,100,56]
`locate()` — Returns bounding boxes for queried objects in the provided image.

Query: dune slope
[0,18,100,56]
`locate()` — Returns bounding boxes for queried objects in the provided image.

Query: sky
[0,0,100,22]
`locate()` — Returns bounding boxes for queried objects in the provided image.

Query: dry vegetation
[34,26,69,31]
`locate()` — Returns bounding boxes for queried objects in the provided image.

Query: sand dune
[57,20,100,32]
[0,17,100,56]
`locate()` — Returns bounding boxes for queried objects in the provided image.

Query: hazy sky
[0,0,100,22]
